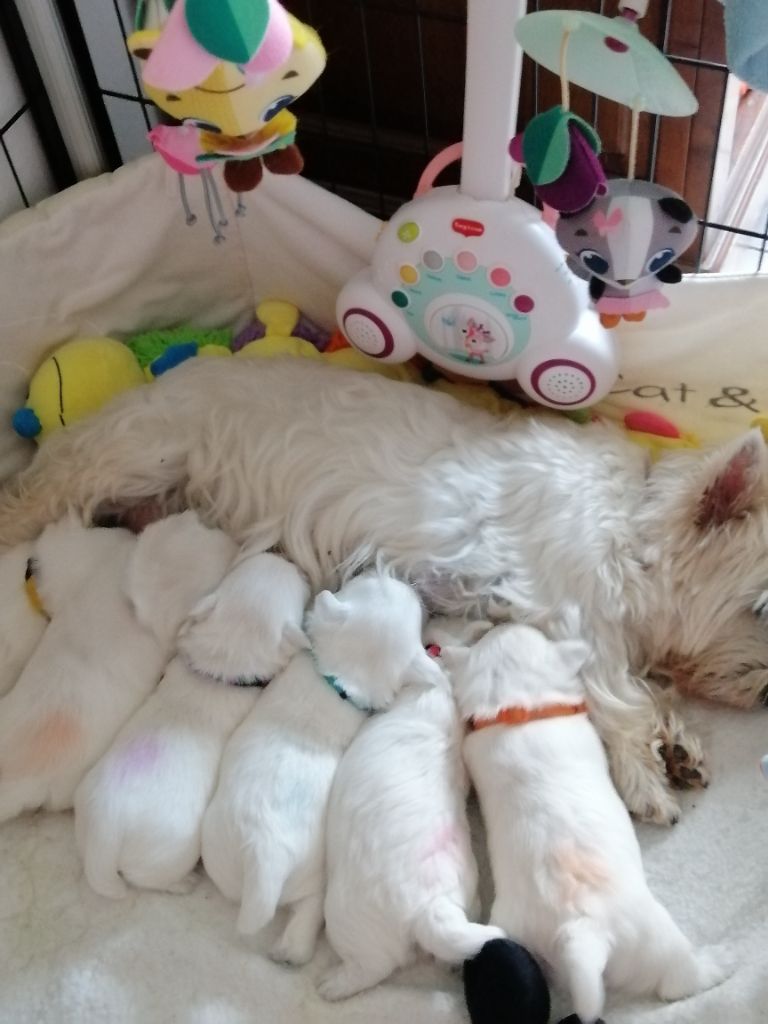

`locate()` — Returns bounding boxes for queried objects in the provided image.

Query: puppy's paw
[269,932,315,967]
[163,872,200,896]
[317,964,370,1002]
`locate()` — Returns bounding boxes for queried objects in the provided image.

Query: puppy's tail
[237,851,288,936]
[556,918,610,1024]
[80,811,129,900]
[413,898,505,964]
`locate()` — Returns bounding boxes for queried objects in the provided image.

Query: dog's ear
[312,590,347,623]
[404,647,445,690]
[438,644,471,674]
[181,591,218,629]
[283,622,311,651]
[696,430,768,529]
[555,639,591,676]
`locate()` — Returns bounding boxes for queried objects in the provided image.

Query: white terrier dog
[74,526,243,899]
[443,623,725,1023]
[2,360,767,822]
[0,512,233,822]
[320,617,502,1001]
[0,542,49,696]
[202,572,436,966]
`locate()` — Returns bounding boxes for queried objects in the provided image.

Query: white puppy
[443,623,724,1024]
[0,512,232,822]
[202,572,435,966]
[74,528,254,899]
[0,542,49,696]
[320,617,502,1001]
[177,550,310,685]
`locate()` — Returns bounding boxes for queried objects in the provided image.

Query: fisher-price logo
[452,217,485,238]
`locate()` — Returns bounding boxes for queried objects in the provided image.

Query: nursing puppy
[6,360,768,823]
[202,572,435,966]
[320,617,502,1001]
[177,550,310,685]
[443,624,724,1024]
[0,512,232,822]
[0,541,48,696]
[74,528,253,899]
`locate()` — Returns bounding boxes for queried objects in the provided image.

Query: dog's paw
[656,707,709,791]
[269,931,315,967]
[317,964,369,1002]
[163,873,200,896]
[610,747,681,826]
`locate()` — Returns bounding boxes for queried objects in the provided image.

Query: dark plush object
[557,1014,606,1024]
[463,938,550,1024]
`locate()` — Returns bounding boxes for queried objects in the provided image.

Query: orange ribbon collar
[469,701,588,732]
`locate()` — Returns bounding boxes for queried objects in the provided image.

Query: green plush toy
[125,324,233,377]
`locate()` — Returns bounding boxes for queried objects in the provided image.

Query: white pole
[459,0,527,201]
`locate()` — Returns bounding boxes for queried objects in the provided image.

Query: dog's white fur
[3,360,768,821]
[202,572,436,965]
[0,512,234,821]
[177,550,310,684]
[444,623,725,1023]
[0,542,48,696]
[320,617,502,1001]
[74,526,243,899]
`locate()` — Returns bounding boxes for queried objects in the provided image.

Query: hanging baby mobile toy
[336,0,699,412]
[128,0,326,240]
[513,0,699,328]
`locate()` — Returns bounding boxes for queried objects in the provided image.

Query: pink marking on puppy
[112,735,163,781]
[417,821,462,887]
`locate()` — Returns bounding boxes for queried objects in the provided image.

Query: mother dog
[0,359,766,824]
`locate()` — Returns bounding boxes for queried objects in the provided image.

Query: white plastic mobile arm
[459,0,527,202]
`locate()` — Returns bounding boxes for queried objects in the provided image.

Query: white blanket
[0,702,765,1024]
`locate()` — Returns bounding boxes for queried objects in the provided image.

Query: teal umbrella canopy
[515,10,698,116]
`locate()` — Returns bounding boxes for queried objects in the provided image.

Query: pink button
[456,250,478,273]
[489,266,511,288]
[514,294,534,313]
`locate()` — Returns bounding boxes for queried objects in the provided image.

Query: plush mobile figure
[128,0,326,240]
[555,180,699,328]
[514,0,700,327]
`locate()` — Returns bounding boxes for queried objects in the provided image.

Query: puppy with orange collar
[442,622,726,1024]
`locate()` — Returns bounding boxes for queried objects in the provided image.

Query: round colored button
[423,249,444,271]
[391,290,409,308]
[456,250,478,273]
[399,264,419,285]
[397,221,420,243]
[514,294,535,313]
[489,266,511,288]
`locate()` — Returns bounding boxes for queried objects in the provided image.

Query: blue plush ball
[12,407,42,438]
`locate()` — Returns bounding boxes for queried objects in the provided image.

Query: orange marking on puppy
[553,841,614,911]
[7,711,82,777]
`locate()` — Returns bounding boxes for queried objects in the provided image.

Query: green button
[391,290,409,308]
[397,221,420,243]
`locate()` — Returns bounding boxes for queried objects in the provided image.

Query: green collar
[308,648,374,715]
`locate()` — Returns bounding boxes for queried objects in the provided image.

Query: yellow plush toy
[12,337,145,443]
[237,300,417,383]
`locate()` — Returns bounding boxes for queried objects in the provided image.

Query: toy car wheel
[529,359,596,406]
[341,308,395,359]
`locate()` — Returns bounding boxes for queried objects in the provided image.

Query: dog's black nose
[759,684,768,707]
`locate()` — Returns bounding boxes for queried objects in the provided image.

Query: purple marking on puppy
[114,735,163,780]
